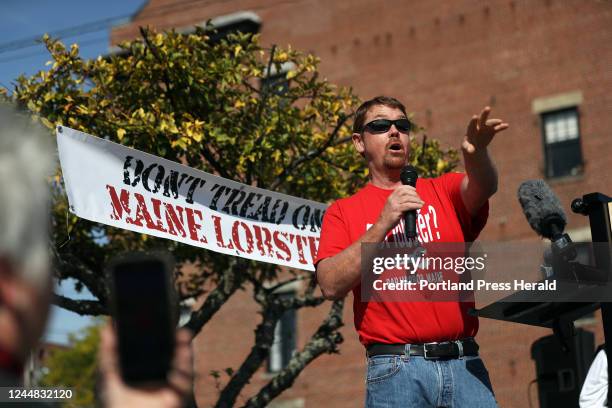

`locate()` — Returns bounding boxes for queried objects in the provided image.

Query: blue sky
[45,279,98,345]
[0,0,147,344]
[0,0,146,89]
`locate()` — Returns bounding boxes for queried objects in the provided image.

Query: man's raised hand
[462,106,509,154]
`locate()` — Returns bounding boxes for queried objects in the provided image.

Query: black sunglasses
[363,118,413,134]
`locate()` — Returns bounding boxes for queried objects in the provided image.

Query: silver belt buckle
[423,342,439,360]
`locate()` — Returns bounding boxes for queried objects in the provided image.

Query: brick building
[112,1,612,406]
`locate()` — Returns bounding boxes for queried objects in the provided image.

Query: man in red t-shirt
[315,96,508,407]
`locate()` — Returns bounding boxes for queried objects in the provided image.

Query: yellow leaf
[286,70,297,79]
[154,33,164,46]
[40,117,54,129]
[117,128,126,141]
[234,44,242,57]
[173,137,190,149]
[234,100,245,108]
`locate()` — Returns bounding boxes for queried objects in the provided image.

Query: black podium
[474,192,612,407]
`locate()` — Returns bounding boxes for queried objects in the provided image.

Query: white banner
[56,126,327,271]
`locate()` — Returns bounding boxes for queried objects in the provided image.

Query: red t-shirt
[315,172,489,346]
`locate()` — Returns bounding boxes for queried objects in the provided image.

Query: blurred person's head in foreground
[0,104,54,381]
[0,105,195,406]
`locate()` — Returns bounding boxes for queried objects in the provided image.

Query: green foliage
[2,25,460,407]
[2,26,457,300]
[10,29,360,199]
[411,134,459,177]
[41,322,102,407]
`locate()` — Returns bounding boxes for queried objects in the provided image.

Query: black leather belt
[367,338,479,359]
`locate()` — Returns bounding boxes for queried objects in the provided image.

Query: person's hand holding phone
[98,323,194,408]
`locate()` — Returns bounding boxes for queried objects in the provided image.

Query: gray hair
[0,104,55,290]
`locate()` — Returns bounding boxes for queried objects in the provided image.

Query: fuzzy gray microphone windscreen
[517,179,567,239]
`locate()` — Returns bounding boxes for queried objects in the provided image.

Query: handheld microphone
[400,165,419,240]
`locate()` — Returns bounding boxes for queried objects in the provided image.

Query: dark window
[267,292,297,373]
[541,107,583,178]
[260,71,289,97]
[207,18,261,44]
[260,67,292,111]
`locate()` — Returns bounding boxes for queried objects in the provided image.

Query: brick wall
[113,1,612,406]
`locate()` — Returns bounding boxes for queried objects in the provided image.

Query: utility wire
[0,14,131,54]
[0,0,238,57]
[0,0,283,62]
[0,36,109,64]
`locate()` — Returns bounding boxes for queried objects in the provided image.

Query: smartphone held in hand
[107,252,177,387]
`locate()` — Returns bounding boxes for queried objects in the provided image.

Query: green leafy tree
[2,26,458,407]
[41,322,103,407]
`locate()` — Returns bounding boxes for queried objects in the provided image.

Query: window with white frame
[542,107,583,178]
[267,291,297,373]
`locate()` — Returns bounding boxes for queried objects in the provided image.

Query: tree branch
[265,275,306,294]
[269,113,353,190]
[246,44,276,187]
[215,305,282,408]
[214,285,327,407]
[140,27,180,111]
[241,300,345,408]
[282,293,325,310]
[183,258,248,333]
[53,294,107,316]
[139,26,232,180]
[331,135,353,146]
[318,155,350,171]
[241,79,261,95]
[51,244,108,304]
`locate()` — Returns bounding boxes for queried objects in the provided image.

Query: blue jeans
[365,351,498,407]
